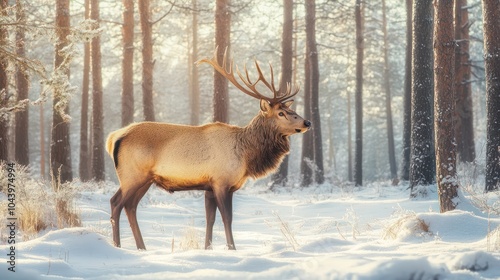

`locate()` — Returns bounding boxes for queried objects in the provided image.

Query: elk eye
[279,112,285,117]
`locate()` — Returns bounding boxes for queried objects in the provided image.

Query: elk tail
[106,128,127,168]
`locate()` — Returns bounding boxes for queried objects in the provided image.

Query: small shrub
[18,197,48,238]
[343,206,360,240]
[3,164,50,239]
[265,211,299,251]
[0,163,81,242]
[51,168,81,228]
[179,220,201,251]
[383,208,430,240]
[487,225,500,252]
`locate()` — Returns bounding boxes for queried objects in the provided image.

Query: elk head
[197,48,311,136]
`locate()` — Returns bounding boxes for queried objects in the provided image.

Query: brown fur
[237,114,290,178]
[106,101,310,250]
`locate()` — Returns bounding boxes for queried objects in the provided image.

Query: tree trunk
[434,0,458,212]
[401,0,412,181]
[301,48,314,186]
[306,0,324,185]
[51,0,73,183]
[14,0,29,166]
[40,103,45,179]
[354,0,364,186]
[381,0,397,183]
[327,94,336,173]
[190,0,200,125]
[213,0,230,123]
[0,0,8,163]
[347,80,353,182]
[410,0,434,196]
[139,0,155,121]
[122,0,135,126]
[453,0,475,164]
[91,0,105,181]
[79,0,91,181]
[482,0,500,192]
[272,0,294,187]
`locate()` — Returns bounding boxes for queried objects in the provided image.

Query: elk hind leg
[204,190,217,249]
[124,182,151,250]
[110,189,124,247]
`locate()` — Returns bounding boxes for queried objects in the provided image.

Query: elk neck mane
[236,113,290,179]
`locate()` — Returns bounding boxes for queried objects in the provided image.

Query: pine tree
[306,0,324,185]
[301,51,314,186]
[434,0,458,212]
[91,0,105,181]
[482,0,500,192]
[122,0,134,126]
[79,0,91,181]
[51,0,73,183]
[14,0,29,166]
[139,0,155,121]
[454,0,475,163]
[213,0,230,123]
[401,0,412,181]
[410,0,434,196]
[381,0,397,183]
[190,0,200,126]
[271,0,294,187]
[354,0,364,186]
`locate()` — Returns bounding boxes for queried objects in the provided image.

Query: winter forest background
[1,0,500,205]
[2,1,500,278]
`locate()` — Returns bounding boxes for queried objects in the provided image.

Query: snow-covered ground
[2,180,500,279]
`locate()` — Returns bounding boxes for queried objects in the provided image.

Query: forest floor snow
[1,180,500,279]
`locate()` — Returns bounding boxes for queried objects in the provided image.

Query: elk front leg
[204,191,217,249]
[215,190,235,250]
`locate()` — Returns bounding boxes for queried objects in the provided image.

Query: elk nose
[304,120,312,127]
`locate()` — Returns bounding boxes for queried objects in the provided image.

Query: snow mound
[5,228,143,279]
[447,251,500,273]
[419,210,497,242]
[383,209,500,243]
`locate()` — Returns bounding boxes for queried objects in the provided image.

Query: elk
[106,49,311,250]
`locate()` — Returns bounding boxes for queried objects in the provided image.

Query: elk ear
[260,99,272,112]
[283,100,294,108]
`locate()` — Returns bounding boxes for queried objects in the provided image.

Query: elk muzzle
[295,120,311,133]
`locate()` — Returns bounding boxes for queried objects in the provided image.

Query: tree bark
[434,0,458,212]
[454,0,475,164]
[51,0,73,183]
[272,0,294,187]
[410,0,434,196]
[354,0,364,186]
[306,0,324,185]
[91,0,105,181]
[213,0,230,123]
[190,0,200,125]
[401,0,412,181]
[79,0,91,181]
[40,103,45,179]
[347,80,353,182]
[122,0,135,126]
[14,0,29,166]
[139,0,155,121]
[301,47,314,186]
[381,0,397,183]
[0,0,8,163]
[482,0,500,192]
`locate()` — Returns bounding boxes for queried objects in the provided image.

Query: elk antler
[196,47,300,105]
